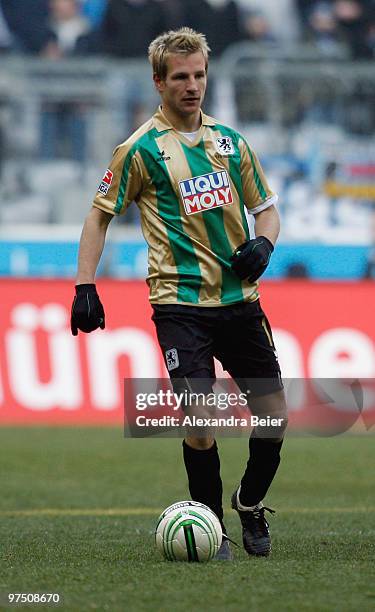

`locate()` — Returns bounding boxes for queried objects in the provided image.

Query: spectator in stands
[242,8,277,43]
[80,0,108,28]
[1,0,55,53]
[334,0,374,58]
[42,0,91,58]
[0,1,13,52]
[101,0,164,57]
[296,0,319,34]
[366,19,375,57]
[307,2,343,55]
[238,0,300,44]
[200,0,243,56]
[40,0,92,161]
[101,0,287,58]
[98,0,165,150]
[154,0,186,30]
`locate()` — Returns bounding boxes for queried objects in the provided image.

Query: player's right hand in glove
[71,283,105,336]
[230,236,274,283]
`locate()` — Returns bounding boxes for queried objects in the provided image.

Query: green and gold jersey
[93,107,278,306]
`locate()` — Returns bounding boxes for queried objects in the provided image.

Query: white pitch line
[0,507,373,517]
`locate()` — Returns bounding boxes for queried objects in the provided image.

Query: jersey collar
[153,105,216,133]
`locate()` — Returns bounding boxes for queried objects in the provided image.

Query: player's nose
[186,76,199,91]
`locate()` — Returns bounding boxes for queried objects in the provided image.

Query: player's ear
[153,73,164,93]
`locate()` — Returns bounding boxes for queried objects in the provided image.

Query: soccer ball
[155,500,222,562]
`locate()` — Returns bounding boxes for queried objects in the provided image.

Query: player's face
[154,52,207,120]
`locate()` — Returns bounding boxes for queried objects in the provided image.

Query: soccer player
[71,27,288,560]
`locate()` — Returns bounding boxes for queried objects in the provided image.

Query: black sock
[239,436,284,507]
[182,440,224,527]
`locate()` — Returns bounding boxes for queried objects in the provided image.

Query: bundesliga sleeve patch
[98,169,114,196]
[179,170,233,216]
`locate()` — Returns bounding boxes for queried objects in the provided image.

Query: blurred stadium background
[0,0,373,423]
[0,2,374,609]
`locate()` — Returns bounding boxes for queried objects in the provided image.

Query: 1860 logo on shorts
[179,171,233,215]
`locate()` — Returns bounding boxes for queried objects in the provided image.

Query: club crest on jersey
[98,169,113,196]
[215,136,234,155]
[179,170,233,216]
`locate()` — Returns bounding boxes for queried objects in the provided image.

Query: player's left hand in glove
[230,236,274,283]
[71,283,105,336]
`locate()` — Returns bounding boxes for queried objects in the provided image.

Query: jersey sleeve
[92,144,143,215]
[238,138,278,214]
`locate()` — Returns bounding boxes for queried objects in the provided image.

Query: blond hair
[148,27,210,80]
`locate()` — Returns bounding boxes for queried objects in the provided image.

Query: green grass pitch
[0,428,374,611]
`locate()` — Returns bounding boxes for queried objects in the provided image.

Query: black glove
[230,236,274,283]
[71,284,105,336]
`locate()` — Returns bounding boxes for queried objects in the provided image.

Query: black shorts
[151,300,283,398]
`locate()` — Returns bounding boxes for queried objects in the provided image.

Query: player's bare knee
[251,389,288,439]
[277,396,288,431]
[274,394,288,428]
[272,395,288,437]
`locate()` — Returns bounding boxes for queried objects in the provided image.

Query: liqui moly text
[179,171,233,215]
